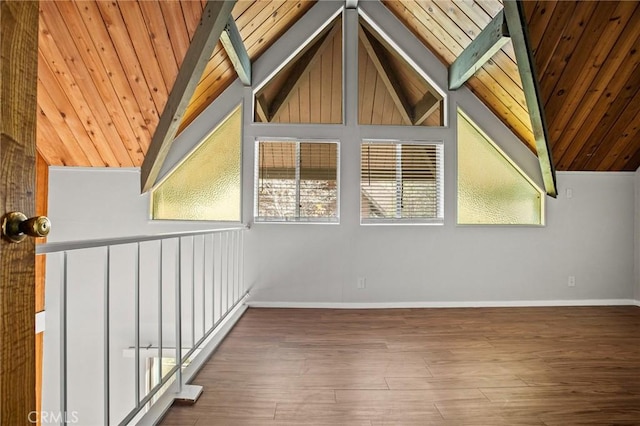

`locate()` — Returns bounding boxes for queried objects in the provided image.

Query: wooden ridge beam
[449,9,510,90]
[504,0,557,197]
[141,0,236,192]
[269,21,340,122]
[220,17,251,86]
[359,24,413,125]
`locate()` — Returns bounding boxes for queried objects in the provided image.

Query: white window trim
[254,139,341,224]
[360,139,444,226]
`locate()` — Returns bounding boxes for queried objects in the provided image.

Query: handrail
[40,225,249,425]
[36,224,249,254]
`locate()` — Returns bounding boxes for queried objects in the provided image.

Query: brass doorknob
[1,212,51,243]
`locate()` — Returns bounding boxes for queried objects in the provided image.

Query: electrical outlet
[568,276,576,287]
[357,277,366,289]
[566,188,573,199]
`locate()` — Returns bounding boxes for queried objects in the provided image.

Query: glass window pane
[358,19,444,127]
[257,142,297,219]
[254,17,342,124]
[457,111,543,225]
[299,143,338,219]
[151,107,242,221]
[255,141,339,222]
[361,142,443,223]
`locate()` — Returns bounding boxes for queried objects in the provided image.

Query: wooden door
[0,1,39,424]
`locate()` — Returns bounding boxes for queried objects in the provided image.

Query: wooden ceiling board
[522,0,640,171]
[74,1,155,155]
[551,21,640,169]
[39,1,141,167]
[158,1,192,68]
[574,73,640,170]
[97,2,166,115]
[138,2,179,91]
[525,1,558,55]
[426,0,526,111]
[35,0,640,173]
[37,74,94,167]
[384,1,535,150]
[545,1,636,131]
[269,26,342,124]
[181,1,315,131]
[37,60,101,167]
[546,1,640,167]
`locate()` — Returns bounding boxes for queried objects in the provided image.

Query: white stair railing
[37,226,249,425]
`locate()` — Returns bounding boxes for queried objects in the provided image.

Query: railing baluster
[176,238,183,392]
[232,231,237,304]
[158,240,163,386]
[60,251,68,425]
[202,235,206,339]
[135,243,140,406]
[42,227,247,426]
[227,232,231,310]
[104,246,111,426]
[236,231,240,302]
[211,235,217,324]
[191,236,196,349]
[219,234,223,322]
[240,230,245,294]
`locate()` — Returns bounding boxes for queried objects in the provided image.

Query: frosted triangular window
[457,110,543,225]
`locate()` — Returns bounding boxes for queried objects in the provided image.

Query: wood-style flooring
[160,306,640,425]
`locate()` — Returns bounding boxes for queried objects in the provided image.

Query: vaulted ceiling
[37,0,640,172]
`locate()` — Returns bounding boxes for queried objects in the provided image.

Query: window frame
[456,109,545,226]
[360,139,444,226]
[254,139,341,224]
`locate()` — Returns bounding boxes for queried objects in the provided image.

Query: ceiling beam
[359,24,413,125]
[503,0,557,197]
[140,0,236,192]
[220,17,251,86]
[255,94,269,123]
[345,0,358,9]
[449,10,510,90]
[413,92,440,126]
[269,21,340,122]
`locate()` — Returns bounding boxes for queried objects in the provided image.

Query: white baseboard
[248,299,638,309]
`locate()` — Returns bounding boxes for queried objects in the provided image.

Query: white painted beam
[220,17,251,86]
[140,0,236,192]
[504,0,557,197]
[449,10,510,90]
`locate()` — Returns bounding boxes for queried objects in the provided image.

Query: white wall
[237,2,635,306]
[47,167,237,242]
[246,172,635,305]
[44,168,243,424]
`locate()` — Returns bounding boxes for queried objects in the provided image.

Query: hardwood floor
[160,306,640,425]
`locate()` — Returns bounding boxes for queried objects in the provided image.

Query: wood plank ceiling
[37,0,640,172]
[37,0,314,167]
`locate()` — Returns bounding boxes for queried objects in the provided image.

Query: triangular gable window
[254,15,342,124]
[151,106,242,221]
[457,109,543,225]
[358,18,444,127]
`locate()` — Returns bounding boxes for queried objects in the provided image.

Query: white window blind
[361,141,443,224]
[255,141,339,222]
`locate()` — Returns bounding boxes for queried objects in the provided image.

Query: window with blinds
[361,141,443,224]
[255,141,339,222]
